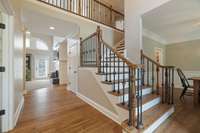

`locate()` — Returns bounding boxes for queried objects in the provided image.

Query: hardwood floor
[8,85,200,133]
[155,88,200,133]
[9,85,122,133]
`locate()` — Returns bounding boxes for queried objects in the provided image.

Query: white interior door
[67,39,79,93]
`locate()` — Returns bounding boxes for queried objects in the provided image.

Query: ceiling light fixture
[49,26,55,30]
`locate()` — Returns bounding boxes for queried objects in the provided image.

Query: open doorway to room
[141,0,200,131]
[25,32,53,90]
[22,8,79,91]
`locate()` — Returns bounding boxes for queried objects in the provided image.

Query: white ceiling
[142,0,200,44]
[22,7,79,38]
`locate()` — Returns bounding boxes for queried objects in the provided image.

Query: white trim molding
[76,92,121,125]
[14,97,24,127]
[143,28,168,45]
[0,0,14,15]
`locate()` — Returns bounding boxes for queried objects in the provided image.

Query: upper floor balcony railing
[38,0,124,31]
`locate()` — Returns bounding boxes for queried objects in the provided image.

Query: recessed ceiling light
[49,26,55,30]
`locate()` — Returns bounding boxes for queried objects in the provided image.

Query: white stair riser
[136,97,161,113]
[101,67,129,73]
[119,93,160,104]
[102,58,123,62]
[112,82,142,89]
[102,73,129,81]
[101,62,125,66]
[112,82,129,90]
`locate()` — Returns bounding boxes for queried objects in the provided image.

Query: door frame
[0,1,15,132]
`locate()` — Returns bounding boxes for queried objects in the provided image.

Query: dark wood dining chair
[177,68,194,99]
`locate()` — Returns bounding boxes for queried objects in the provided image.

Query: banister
[100,37,138,69]
[141,49,175,104]
[37,0,124,32]
[81,32,97,42]
[141,50,175,68]
[93,0,124,16]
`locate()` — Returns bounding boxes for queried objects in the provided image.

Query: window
[36,39,48,50]
[26,38,30,48]
[35,58,49,79]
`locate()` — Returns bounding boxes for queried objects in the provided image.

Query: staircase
[80,27,175,133]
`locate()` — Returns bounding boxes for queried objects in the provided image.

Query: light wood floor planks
[8,86,200,133]
[155,88,200,133]
[9,85,122,133]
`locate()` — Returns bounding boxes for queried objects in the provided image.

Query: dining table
[189,77,200,106]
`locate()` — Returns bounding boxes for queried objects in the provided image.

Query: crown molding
[0,0,14,15]
[143,28,168,45]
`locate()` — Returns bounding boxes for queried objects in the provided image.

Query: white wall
[125,0,171,63]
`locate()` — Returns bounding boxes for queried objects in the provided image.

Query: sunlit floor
[9,85,122,133]
[25,79,51,91]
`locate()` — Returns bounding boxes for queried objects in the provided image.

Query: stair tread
[121,104,172,132]
[116,47,125,50]
[116,45,124,48]
[142,103,172,129]
[117,93,160,110]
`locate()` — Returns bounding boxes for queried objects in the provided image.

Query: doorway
[154,47,163,64]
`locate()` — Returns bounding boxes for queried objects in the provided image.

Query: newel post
[96,26,101,74]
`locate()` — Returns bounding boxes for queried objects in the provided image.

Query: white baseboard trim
[14,96,24,127]
[76,92,121,124]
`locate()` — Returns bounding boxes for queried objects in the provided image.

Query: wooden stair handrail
[141,50,175,68]
[114,39,124,49]
[100,37,139,69]
[94,0,124,16]
[82,32,97,43]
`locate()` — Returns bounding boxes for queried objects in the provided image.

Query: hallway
[9,85,122,133]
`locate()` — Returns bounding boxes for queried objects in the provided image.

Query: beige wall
[166,39,200,71]
[59,42,68,85]
[143,36,166,65]
[78,68,117,114]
